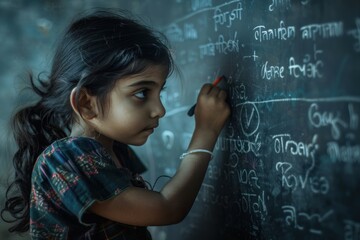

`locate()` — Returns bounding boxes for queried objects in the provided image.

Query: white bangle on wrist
[179,149,214,160]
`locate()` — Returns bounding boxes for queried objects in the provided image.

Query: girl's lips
[142,128,154,135]
[142,123,158,134]
[144,126,157,133]
[147,124,158,130]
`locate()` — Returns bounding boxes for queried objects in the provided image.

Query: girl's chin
[129,135,150,146]
[120,129,155,146]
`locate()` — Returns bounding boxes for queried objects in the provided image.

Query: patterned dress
[30,136,152,239]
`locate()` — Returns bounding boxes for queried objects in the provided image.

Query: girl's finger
[218,89,227,99]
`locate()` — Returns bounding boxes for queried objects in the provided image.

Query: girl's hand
[194,83,230,139]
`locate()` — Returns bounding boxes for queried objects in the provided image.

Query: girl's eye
[134,89,148,100]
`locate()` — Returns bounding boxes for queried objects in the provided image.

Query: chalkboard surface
[130,0,360,239]
[2,1,357,240]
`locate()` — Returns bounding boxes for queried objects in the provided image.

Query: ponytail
[1,73,67,232]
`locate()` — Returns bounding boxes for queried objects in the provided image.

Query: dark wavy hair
[1,9,175,233]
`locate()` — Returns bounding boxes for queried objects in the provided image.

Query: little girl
[1,10,230,239]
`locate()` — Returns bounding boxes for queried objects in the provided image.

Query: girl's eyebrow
[128,80,157,87]
[128,80,166,88]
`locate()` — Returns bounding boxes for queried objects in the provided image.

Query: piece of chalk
[187,75,225,117]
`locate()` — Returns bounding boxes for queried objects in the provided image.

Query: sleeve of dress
[45,137,133,225]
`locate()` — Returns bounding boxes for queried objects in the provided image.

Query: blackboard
[130,0,360,239]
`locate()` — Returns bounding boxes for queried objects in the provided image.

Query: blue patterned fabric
[30,137,151,239]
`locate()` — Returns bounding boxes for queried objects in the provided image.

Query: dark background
[1,1,360,239]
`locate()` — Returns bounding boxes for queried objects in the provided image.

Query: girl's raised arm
[90,83,230,226]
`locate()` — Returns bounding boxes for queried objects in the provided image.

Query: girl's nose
[150,99,166,119]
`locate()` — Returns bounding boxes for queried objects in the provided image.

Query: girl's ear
[70,87,99,120]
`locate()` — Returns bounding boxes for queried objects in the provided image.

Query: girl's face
[95,64,168,146]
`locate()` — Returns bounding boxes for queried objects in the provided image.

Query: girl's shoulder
[32,136,133,185]
[56,136,103,147]
[37,136,113,166]
[56,136,107,153]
